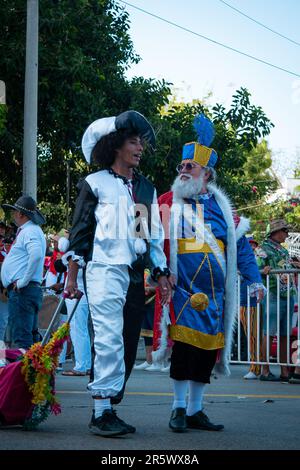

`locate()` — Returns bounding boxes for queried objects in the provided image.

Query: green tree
[0,0,171,229]
[0,3,276,231]
[247,198,300,242]
[141,88,276,204]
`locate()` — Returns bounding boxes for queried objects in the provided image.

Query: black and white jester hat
[81,110,156,163]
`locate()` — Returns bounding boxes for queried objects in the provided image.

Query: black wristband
[151,267,171,282]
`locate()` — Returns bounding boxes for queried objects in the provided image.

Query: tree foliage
[141,88,276,207]
[0,3,277,231]
[0,0,171,228]
[247,198,300,242]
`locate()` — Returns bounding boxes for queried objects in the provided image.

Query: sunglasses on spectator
[176,162,199,173]
[281,228,289,233]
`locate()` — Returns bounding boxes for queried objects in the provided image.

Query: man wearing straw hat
[152,114,265,433]
[1,196,46,350]
[256,218,297,382]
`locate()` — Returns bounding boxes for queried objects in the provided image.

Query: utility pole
[23,0,39,200]
[66,158,71,228]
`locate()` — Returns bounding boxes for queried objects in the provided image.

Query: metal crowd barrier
[231,269,300,368]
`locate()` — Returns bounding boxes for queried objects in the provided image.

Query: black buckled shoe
[89,409,128,437]
[169,407,187,432]
[186,410,224,431]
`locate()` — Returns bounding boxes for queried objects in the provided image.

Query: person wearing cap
[0,196,46,350]
[152,114,265,433]
[240,235,263,380]
[256,219,297,382]
[64,110,171,437]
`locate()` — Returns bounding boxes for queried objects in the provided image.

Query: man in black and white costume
[64,111,171,437]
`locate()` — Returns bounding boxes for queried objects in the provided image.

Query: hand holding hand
[157,275,172,305]
[280,273,289,284]
[256,288,265,303]
[167,274,176,289]
[263,266,271,275]
[64,280,80,299]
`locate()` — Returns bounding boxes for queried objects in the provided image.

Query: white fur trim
[151,305,171,362]
[235,216,250,241]
[156,183,241,374]
[207,183,237,375]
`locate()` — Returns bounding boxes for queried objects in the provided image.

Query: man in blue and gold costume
[153,114,265,433]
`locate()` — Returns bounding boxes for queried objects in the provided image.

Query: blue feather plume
[193,114,215,146]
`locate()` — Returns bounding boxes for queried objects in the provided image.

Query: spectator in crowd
[45,235,64,294]
[257,219,297,382]
[59,228,70,239]
[44,236,69,370]
[0,288,8,343]
[0,196,46,350]
[0,221,6,240]
[55,237,91,376]
[240,235,263,379]
[288,257,300,384]
[5,222,17,244]
[0,276,8,344]
[0,222,8,263]
[134,269,161,371]
[0,222,9,343]
[64,111,170,437]
[153,114,265,433]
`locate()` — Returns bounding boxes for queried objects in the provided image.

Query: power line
[118,0,300,79]
[218,0,300,47]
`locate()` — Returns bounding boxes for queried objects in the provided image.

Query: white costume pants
[66,295,91,372]
[86,262,129,398]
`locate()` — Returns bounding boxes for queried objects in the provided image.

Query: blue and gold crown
[182,114,218,168]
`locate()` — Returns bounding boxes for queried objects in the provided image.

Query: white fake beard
[171,173,205,199]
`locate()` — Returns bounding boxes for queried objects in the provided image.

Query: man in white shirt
[1,196,46,349]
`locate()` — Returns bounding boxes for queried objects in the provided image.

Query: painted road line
[57,391,300,399]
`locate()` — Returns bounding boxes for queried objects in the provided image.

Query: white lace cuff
[249,282,266,298]
[61,251,86,268]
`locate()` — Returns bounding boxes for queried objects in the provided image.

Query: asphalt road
[0,364,299,453]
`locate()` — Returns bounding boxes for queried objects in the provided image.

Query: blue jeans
[8,285,43,349]
[66,296,91,372]
[263,292,295,336]
[0,299,9,342]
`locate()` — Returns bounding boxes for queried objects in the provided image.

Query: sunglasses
[176,162,199,173]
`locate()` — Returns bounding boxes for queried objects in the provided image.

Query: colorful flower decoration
[21,322,70,429]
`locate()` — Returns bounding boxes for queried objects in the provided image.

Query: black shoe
[112,409,136,433]
[186,410,224,431]
[169,407,187,432]
[280,375,289,383]
[89,409,128,437]
[289,373,300,384]
[259,372,280,382]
